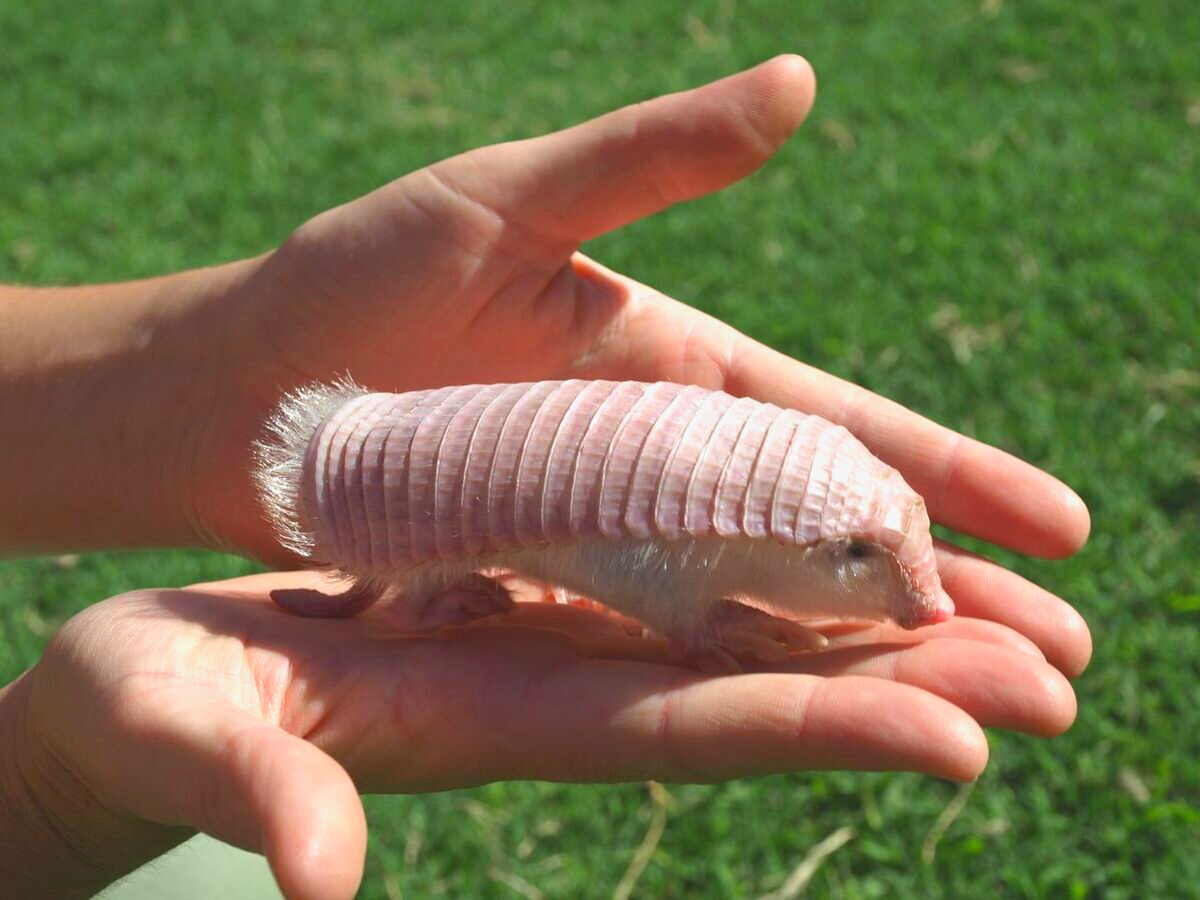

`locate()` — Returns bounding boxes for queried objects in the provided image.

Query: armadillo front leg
[711,599,828,654]
[668,600,830,674]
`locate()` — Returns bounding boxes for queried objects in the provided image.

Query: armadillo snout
[896,585,956,630]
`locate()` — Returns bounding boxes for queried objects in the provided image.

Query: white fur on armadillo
[256,380,952,631]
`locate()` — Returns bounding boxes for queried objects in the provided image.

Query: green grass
[2,0,1198,896]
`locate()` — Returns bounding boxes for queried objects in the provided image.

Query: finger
[524,666,987,782]
[762,639,1077,737]
[824,614,1046,662]
[215,721,366,900]
[374,634,987,785]
[934,541,1093,677]
[426,55,816,242]
[565,269,1090,558]
[719,321,1091,558]
[113,695,366,900]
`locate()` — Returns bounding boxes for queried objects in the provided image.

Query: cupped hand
[193,57,1089,558]
[17,569,1077,899]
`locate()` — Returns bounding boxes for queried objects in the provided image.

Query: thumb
[118,700,367,900]
[426,54,816,243]
[205,721,367,900]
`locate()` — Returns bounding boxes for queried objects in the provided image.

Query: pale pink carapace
[256,380,954,662]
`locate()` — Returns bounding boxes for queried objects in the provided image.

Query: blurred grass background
[1,0,1197,896]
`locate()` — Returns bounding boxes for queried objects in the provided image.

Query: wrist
[0,255,265,556]
[0,671,188,896]
[181,249,318,564]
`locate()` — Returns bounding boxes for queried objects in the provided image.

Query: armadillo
[254,380,954,665]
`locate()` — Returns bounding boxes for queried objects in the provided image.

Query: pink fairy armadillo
[255,380,954,665]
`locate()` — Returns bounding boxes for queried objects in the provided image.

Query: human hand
[181,54,1086,562]
[183,54,1089,676]
[3,569,1077,899]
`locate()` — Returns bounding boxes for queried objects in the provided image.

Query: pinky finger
[453,646,992,783]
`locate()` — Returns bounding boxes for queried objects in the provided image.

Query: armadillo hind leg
[272,576,385,618]
[377,572,516,633]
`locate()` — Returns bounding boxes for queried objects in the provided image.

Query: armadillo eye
[848,542,869,559]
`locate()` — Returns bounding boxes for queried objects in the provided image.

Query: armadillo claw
[711,599,829,654]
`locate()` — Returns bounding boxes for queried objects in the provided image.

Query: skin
[0,56,1092,898]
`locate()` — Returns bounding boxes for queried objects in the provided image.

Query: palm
[28,569,1075,895]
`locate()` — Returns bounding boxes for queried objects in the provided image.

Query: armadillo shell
[285,380,897,570]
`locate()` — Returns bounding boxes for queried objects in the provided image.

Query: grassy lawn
[2,0,1197,896]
